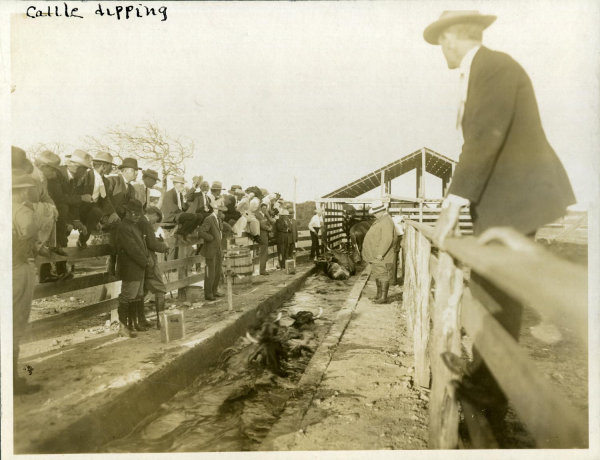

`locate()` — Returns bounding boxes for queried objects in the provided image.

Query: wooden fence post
[177,243,188,301]
[413,229,431,388]
[429,251,463,449]
[402,225,416,336]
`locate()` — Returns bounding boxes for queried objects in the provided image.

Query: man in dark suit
[75,151,120,249]
[424,11,576,426]
[186,178,213,225]
[116,199,151,337]
[256,203,274,275]
[106,157,140,276]
[134,169,161,212]
[196,203,230,301]
[223,185,244,225]
[275,207,293,270]
[161,175,198,244]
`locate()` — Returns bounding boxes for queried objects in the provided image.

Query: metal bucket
[224,248,253,286]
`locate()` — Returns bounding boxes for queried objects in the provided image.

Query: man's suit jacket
[161,188,188,223]
[106,174,134,218]
[133,183,151,211]
[185,188,213,215]
[197,213,224,259]
[450,46,575,236]
[77,169,116,216]
[58,165,86,221]
[116,218,149,281]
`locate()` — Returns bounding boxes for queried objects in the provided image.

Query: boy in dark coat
[116,199,151,337]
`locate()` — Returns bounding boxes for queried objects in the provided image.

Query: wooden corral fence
[25,225,319,339]
[535,211,588,245]
[402,220,588,449]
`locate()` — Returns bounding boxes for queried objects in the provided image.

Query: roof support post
[380,170,386,198]
[421,147,426,200]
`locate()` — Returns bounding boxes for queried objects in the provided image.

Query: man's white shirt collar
[459,44,481,77]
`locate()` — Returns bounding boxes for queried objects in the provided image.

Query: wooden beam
[413,228,432,388]
[461,288,588,448]
[34,272,111,300]
[158,255,204,271]
[459,398,499,449]
[164,273,204,293]
[428,251,463,449]
[35,244,113,266]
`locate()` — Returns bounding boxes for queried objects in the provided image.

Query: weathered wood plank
[158,255,204,271]
[26,298,119,336]
[35,244,113,265]
[461,287,588,448]
[413,229,431,388]
[402,225,416,337]
[429,254,438,283]
[164,273,204,293]
[428,251,463,449]
[34,272,111,300]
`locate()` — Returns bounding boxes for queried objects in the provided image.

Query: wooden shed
[317,147,472,249]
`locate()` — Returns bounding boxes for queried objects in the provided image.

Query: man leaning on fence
[424,11,576,429]
[362,200,398,304]
[12,170,41,395]
[116,199,153,338]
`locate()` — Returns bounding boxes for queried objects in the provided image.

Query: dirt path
[270,278,429,451]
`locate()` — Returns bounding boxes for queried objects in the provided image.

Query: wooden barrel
[224,248,253,286]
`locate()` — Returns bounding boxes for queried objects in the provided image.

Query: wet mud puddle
[101,273,355,453]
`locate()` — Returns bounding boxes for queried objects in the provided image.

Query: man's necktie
[99,181,106,199]
[179,192,184,211]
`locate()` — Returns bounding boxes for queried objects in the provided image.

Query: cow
[349,220,374,261]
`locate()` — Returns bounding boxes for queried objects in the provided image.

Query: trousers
[13,262,36,370]
[310,230,321,258]
[204,250,222,298]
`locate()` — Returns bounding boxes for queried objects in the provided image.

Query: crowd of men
[11,145,300,395]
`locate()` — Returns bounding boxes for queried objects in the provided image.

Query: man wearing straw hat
[424,11,575,427]
[362,200,397,304]
[12,169,41,394]
[161,175,199,244]
[75,151,120,249]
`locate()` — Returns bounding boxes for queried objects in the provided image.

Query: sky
[9,0,600,208]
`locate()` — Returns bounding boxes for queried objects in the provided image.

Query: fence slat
[35,244,113,265]
[34,272,111,300]
[164,273,204,293]
[459,398,499,449]
[428,251,463,449]
[25,298,119,336]
[402,225,416,337]
[461,288,588,448]
[413,229,431,388]
[158,255,204,271]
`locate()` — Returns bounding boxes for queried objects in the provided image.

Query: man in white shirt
[308,208,324,260]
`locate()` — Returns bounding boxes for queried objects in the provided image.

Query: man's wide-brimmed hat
[210,181,224,191]
[12,169,36,189]
[119,157,141,170]
[369,200,388,215]
[12,146,34,173]
[229,185,244,195]
[423,11,497,45]
[124,199,143,213]
[93,151,117,166]
[35,150,62,170]
[142,169,160,181]
[172,175,185,184]
[146,205,163,223]
[69,149,93,169]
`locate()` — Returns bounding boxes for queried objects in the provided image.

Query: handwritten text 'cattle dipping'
[26,3,168,21]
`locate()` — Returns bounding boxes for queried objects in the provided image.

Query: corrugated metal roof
[323,147,456,199]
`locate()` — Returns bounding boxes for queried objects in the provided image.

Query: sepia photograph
[1,0,598,458]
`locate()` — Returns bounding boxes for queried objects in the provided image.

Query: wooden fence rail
[402,219,588,449]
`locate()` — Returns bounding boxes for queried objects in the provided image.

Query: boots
[131,300,148,332]
[137,299,154,328]
[374,281,390,304]
[369,279,382,301]
[118,302,137,338]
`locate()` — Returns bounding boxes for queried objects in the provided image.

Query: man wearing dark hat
[161,175,199,244]
[106,157,141,276]
[196,202,229,301]
[424,11,576,427]
[362,200,398,304]
[116,199,152,337]
[74,151,120,249]
[134,169,161,212]
[12,170,41,394]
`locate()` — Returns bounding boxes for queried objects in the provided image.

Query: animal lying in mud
[240,308,324,376]
[317,249,357,280]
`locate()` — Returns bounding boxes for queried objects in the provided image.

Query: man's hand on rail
[432,202,462,250]
[478,227,541,255]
